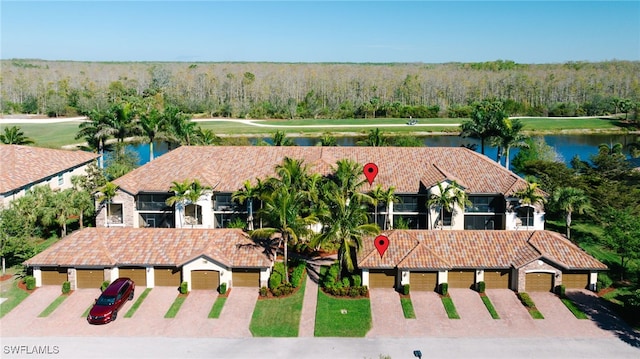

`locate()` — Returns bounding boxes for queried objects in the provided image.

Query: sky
[1,1,639,64]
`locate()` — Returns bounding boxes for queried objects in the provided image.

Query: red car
[87,277,135,324]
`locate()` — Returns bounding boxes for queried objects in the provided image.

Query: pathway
[297,254,336,337]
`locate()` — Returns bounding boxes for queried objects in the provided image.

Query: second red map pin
[363,163,378,185]
[374,235,389,257]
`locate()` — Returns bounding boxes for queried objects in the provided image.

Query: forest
[1,59,639,120]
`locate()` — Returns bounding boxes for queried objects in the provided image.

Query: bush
[477,281,486,293]
[219,282,227,295]
[402,284,410,295]
[517,292,536,308]
[440,283,448,296]
[556,284,566,298]
[342,277,351,288]
[271,283,294,297]
[180,281,188,294]
[352,274,362,287]
[101,280,110,292]
[24,276,35,290]
[291,262,306,288]
[597,274,613,292]
[62,281,71,294]
[269,262,285,289]
[259,286,268,297]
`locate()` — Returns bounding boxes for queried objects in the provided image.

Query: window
[139,213,173,228]
[107,204,123,224]
[214,193,234,211]
[442,209,452,226]
[395,195,421,213]
[57,174,64,186]
[137,193,170,211]
[215,213,245,228]
[466,196,503,213]
[184,204,203,225]
[516,207,535,227]
[464,215,502,230]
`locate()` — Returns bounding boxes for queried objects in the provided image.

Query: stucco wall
[182,256,231,292]
[96,191,135,228]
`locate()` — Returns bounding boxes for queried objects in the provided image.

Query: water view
[126,133,640,169]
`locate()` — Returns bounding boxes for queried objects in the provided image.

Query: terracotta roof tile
[24,228,273,268]
[0,144,99,194]
[358,230,606,270]
[113,146,531,195]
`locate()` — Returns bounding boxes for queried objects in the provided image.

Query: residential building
[0,144,99,208]
[97,146,545,231]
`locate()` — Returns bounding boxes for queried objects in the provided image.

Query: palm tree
[552,187,591,240]
[232,180,262,230]
[0,126,34,145]
[96,182,119,228]
[104,102,139,152]
[313,188,379,275]
[459,100,504,155]
[138,107,165,161]
[369,185,385,227]
[165,105,197,146]
[318,132,337,146]
[166,179,193,228]
[428,181,470,229]
[194,127,221,145]
[357,127,387,146]
[272,130,295,146]
[44,189,77,237]
[492,118,529,169]
[253,186,317,283]
[76,109,113,168]
[380,186,399,230]
[514,181,546,229]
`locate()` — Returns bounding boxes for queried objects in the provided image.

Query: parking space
[367,289,407,337]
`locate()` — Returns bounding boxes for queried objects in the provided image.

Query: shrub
[62,281,71,294]
[517,292,535,308]
[180,281,188,294]
[272,283,294,297]
[259,286,268,297]
[440,283,448,296]
[269,262,285,289]
[402,284,410,295]
[219,282,227,295]
[597,274,613,292]
[24,276,35,290]
[291,262,306,288]
[342,277,351,288]
[556,284,566,298]
[101,280,110,292]
[477,281,486,293]
[352,274,362,287]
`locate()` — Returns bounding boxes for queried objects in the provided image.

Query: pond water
[126,133,639,169]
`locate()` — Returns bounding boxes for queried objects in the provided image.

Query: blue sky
[1,1,638,63]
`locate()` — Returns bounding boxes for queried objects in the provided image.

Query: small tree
[551,187,591,240]
[428,181,470,229]
[96,182,119,228]
[602,208,640,281]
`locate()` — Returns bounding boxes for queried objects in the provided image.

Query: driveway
[367,289,407,337]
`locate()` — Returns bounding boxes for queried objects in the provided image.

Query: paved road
[1,337,638,359]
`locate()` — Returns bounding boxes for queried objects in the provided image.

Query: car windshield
[96,295,116,306]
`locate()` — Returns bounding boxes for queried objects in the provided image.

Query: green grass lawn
[0,279,30,319]
[3,122,83,148]
[519,117,620,131]
[38,294,69,317]
[164,295,187,318]
[560,298,589,319]
[314,290,371,337]
[208,296,227,319]
[125,288,151,318]
[480,295,500,319]
[441,296,460,319]
[400,297,416,319]
[249,277,306,336]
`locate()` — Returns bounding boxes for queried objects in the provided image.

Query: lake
[126,133,639,169]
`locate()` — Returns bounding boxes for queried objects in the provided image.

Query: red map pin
[363,163,378,185]
[374,235,389,257]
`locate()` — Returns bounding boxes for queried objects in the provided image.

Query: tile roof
[0,144,99,194]
[358,230,606,271]
[24,228,273,268]
[113,146,529,195]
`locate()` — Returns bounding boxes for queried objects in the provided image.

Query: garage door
[154,267,181,287]
[525,272,554,292]
[448,270,475,288]
[368,269,396,288]
[563,273,589,289]
[76,269,105,289]
[119,267,147,287]
[233,269,260,287]
[191,270,219,290]
[410,272,437,291]
[41,267,68,285]
[484,270,510,289]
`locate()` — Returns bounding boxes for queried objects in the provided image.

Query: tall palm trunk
[283,232,289,283]
[566,211,572,239]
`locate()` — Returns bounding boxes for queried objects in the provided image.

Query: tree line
[1,59,638,121]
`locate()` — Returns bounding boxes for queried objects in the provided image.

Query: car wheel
[112,311,117,321]
[129,291,134,301]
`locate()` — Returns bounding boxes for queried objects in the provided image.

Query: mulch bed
[0,274,14,282]
[17,280,36,294]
